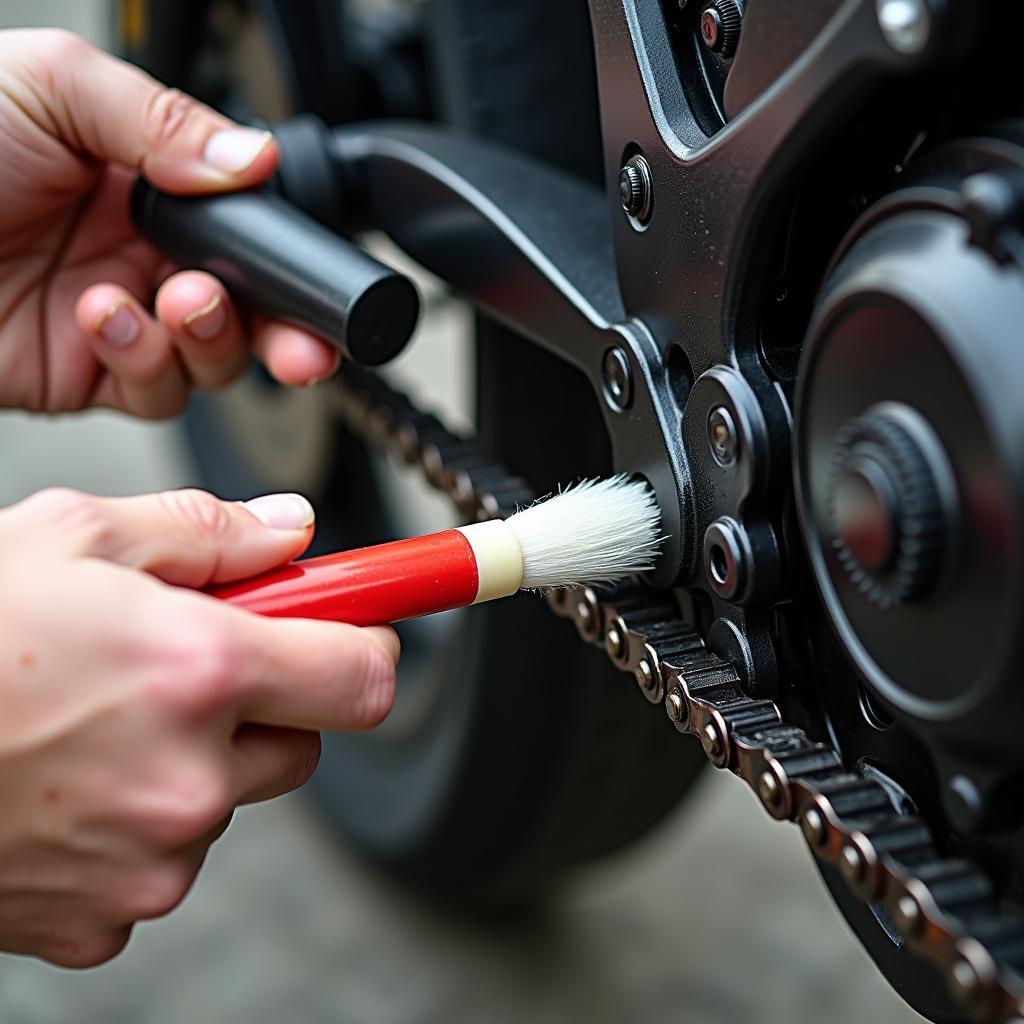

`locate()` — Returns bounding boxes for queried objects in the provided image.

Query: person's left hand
[0,28,339,418]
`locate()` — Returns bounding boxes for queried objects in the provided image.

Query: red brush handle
[208,529,479,626]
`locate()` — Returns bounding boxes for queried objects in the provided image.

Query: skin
[0,30,400,966]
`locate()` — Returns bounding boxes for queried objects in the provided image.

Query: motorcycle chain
[331,363,1024,1024]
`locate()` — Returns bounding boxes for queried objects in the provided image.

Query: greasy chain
[332,365,1024,1023]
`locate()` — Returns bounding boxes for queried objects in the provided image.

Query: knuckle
[142,87,199,151]
[20,488,111,546]
[153,777,233,847]
[128,864,195,920]
[44,926,130,970]
[154,620,239,715]
[159,488,233,543]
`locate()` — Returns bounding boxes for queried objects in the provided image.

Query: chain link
[332,364,1024,1023]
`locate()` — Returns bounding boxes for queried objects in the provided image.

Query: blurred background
[0,2,922,1022]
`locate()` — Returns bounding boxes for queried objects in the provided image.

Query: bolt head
[839,844,865,884]
[575,600,592,627]
[801,808,826,846]
[876,0,932,54]
[949,958,982,1007]
[700,6,723,49]
[707,406,738,466]
[603,347,633,410]
[665,689,687,724]
[948,940,996,1011]
[618,154,653,225]
[892,894,922,936]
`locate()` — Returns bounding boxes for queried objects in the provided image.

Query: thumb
[78,489,315,586]
[35,30,277,193]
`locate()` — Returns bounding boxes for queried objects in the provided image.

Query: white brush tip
[507,475,663,590]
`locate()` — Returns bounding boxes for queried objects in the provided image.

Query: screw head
[757,770,783,811]
[606,623,625,660]
[892,894,922,936]
[839,843,866,884]
[707,406,738,465]
[618,154,653,225]
[876,0,932,54]
[801,808,827,846]
[665,688,688,724]
[603,347,633,410]
[635,658,657,695]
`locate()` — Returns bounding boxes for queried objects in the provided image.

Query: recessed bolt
[603,347,633,410]
[757,770,783,811]
[665,688,688,724]
[707,406,738,465]
[618,153,653,224]
[606,623,625,660]
[839,844,866,884]
[892,894,922,936]
[701,721,726,765]
[635,658,657,695]
[700,0,742,58]
[876,0,932,54]
[801,808,826,847]
[700,7,722,48]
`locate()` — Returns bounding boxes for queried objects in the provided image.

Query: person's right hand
[0,487,398,968]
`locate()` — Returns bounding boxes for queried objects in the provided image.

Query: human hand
[0,487,398,966]
[0,28,339,417]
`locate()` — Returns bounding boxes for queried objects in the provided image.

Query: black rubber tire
[162,0,707,901]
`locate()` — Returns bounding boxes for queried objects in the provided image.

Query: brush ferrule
[456,520,524,603]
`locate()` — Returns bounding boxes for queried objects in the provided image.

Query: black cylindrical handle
[131,179,418,367]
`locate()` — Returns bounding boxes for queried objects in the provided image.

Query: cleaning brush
[210,476,662,626]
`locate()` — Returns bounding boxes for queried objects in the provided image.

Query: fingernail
[93,303,140,347]
[183,295,226,340]
[243,493,315,530]
[204,128,273,175]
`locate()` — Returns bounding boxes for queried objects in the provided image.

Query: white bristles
[507,475,663,589]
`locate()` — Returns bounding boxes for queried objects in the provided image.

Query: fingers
[251,317,340,386]
[236,619,399,732]
[230,725,321,805]
[18,487,315,586]
[28,30,278,193]
[75,283,189,419]
[153,271,248,390]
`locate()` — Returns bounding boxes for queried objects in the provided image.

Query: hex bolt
[665,688,688,725]
[801,808,827,847]
[876,0,932,54]
[635,658,658,696]
[839,843,866,885]
[605,622,625,660]
[603,347,633,410]
[707,405,738,466]
[757,770,783,812]
[618,154,653,225]
[893,894,922,937]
